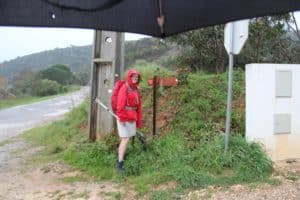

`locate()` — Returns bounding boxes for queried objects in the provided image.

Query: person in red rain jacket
[116,69,142,172]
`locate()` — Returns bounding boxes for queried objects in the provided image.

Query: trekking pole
[95,98,147,150]
[95,98,118,119]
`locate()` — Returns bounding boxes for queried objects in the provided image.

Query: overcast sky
[0,27,149,63]
[0,11,299,63]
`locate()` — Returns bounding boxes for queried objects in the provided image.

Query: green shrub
[32,79,61,96]
[191,135,273,182]
[39,64,73,85]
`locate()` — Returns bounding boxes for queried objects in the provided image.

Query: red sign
[148,77,178,86]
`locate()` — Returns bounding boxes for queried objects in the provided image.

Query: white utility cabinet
[246,64,300,161]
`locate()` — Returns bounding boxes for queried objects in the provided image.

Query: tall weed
[173,70,245,143]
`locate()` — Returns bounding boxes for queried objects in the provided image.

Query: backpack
[111,80,126,113]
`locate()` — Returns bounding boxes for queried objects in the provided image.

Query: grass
[0,95,52,110]
[0,85,81,110]
[71,190,90,199]
[23,66,273,197]
[60,175,89,184]
[0,137,17,147]
[172,70,246,143]
[284,171,299,181]
[99,191,121,200]
[150,190,175,200]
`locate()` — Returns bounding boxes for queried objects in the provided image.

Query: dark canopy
[1,0,300,37]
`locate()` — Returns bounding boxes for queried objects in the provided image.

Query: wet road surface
[0,87,89,142]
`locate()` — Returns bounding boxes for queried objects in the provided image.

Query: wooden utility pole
[88,31,124,142]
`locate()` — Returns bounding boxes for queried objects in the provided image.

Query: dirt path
[0,138,137,200]
[0,137,299,200]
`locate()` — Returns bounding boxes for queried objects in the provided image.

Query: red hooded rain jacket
[116,69,142,128]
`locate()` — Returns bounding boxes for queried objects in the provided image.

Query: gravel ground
[0,138,137,200]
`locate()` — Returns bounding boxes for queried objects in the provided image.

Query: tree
[32,79,61,96]
[125,38,173,67]
[169,14,298,73]
[0,75,8,99]
[73,71,90,85]
[169,25,227,72]
[283,12,300,64]
[238,16,291,64]
[39,64,73,85]
[11,69,37,95]
[0,75,7,90]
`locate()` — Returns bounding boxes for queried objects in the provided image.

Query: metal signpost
[224,19,249,152]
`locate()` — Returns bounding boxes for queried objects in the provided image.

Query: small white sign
[224,19,249,55]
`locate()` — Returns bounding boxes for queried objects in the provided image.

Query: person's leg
[116,121,136,171]
[118,137,130,161]
[117,137,130,171]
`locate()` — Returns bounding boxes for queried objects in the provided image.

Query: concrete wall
[246,64,300,161]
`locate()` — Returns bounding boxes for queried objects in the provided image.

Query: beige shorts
[117,121,136,138]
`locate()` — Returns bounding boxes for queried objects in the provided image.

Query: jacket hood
[127,69,141,88]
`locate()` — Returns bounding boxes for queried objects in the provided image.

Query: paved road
[0,87,89,142]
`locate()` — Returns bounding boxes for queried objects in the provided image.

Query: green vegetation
[150,190,175,200]
[98,191,121,200]
[0,85,80,110]
[0,137,17,147]
[24,66,273,197]
[173,70,245,141]
[40,64,74,85]
[10,64,81,97]
[0,63,83,110]
[60,175,89,184]
[0,96,44,110]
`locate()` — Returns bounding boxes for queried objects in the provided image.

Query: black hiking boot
[116,160,125,172]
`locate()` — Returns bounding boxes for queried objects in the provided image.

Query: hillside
[0,38,178,85]
[0,45,93,84]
